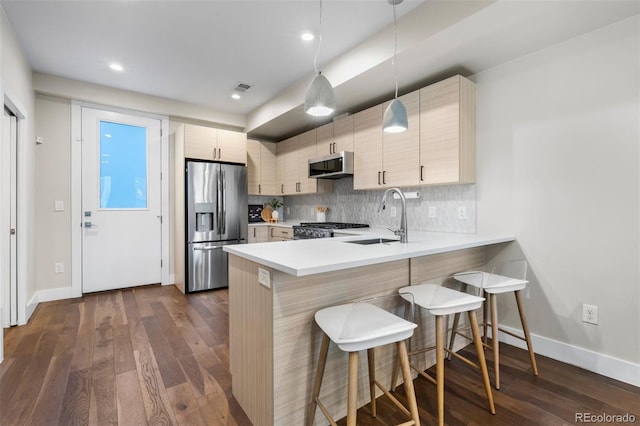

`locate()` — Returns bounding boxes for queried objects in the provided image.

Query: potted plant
[266,198,283,221]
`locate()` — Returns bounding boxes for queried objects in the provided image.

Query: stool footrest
[374,379,411,417]
[411,364,437,386]
[315,397,338,426]
[448,349,480,370]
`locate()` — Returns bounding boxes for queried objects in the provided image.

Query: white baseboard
[499,325,640,387]
[23,286,76,325]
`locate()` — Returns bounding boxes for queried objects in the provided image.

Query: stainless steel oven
[293,222,369,239]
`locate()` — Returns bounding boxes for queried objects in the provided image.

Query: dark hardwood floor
[1,284,638,425]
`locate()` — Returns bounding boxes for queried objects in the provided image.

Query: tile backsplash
[249,178,476,233]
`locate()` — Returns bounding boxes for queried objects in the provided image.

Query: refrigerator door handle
[216,168,222,233]
[221,169,227,234]
[193,245,223,251]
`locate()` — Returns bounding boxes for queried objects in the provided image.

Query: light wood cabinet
[353,91,420,190]
[275,131,332,196]
[333,114,354,153]
[248,225,269,243]
[247,139,277,195]
[183,123,247,164]
[316,115,354,156]
[268,226,293,241]
[419,75,475,185]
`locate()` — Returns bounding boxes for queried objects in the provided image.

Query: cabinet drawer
[269,226,292,240]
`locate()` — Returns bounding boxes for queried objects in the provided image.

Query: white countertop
[225,229,515,277]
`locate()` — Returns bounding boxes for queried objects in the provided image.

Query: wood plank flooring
[1,284,638,425]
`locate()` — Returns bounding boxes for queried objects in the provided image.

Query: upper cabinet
[419,75,475,185]
[275,130,332,196]
[183,124,247,164]
[353,91,420,190]
[247,139,277,195]
[316,115,354,156]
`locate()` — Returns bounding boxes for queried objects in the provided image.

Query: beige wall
[475,16,639,363]
[34,96,72,291]
[1,6,36,321]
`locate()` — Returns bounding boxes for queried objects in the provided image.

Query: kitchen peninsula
[224,231,515,425]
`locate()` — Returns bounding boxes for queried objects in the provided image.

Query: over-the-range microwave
[308,151,354,179]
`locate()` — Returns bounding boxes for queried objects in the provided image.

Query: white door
[81,107,162,293]
[2,108,18,326]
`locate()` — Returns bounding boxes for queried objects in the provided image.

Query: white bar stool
[449,260,539,390]
[307,296,421,426]
[397,283,495,426]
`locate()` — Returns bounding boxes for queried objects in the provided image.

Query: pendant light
[304,0,336,117]
[383,0,408,133]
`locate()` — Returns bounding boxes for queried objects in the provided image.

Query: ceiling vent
[233,82,253,93]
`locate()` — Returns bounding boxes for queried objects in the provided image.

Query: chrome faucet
[377,187,408,243]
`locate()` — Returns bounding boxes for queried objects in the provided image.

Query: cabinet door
[353,105,383,190]
[316,122,334,156]
[382,90,420,187]
[247,139,261,195]
[248,226,269,243]
[260,142,277,195]
[184,124,216,160]
[298,129,318,194]
[333,115,354,153]
[217,129,247,164]
[419,75,475,185]
[277,136,299,195]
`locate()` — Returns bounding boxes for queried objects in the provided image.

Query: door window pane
[100,121,148,209]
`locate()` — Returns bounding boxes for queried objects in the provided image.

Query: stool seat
[315,302,417,352]
[453,271,528,293]
[399,283,484,316]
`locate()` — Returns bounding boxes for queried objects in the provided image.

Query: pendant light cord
[392,1,399,99]
[313,0,323,74]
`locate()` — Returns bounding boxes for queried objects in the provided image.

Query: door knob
[84,222,98,228]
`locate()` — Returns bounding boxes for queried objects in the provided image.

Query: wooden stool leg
[435,315,445,426]
[447,312,461,360]
[489,293,500,389]
[367,348,377,417]
[397,341,421,426]
[483,296,489,346]
[515,290,539,376]
[347,351,359,426]
[468,311,496,414]
[307,334,331,426]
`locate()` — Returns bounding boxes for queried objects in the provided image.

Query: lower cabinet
[248,226,269,243]
[248,225,293,243]
[268,226,293,242]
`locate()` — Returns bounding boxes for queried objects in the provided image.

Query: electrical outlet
[390,206,397,217]
[55,262,64,274]
[457,206,468,220]
[286,207,290,215]
[428,206,437,218]
[258,267,271,288]
[582,304,598,324]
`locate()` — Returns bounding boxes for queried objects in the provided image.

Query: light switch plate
[258,267,271,288]
[428,206,437,218]
[54,200,64,212]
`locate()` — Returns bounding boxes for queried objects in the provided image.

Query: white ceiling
[2,0,639,140]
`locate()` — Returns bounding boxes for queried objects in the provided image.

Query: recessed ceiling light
[231,93,241,100]
[301,32,315,42]
[109,63,124,72]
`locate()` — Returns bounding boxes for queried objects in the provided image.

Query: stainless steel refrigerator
[186,161,247,292]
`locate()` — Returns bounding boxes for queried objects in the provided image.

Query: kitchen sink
[345,238,399,245]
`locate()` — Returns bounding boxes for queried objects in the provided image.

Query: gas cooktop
[293,222,369,239]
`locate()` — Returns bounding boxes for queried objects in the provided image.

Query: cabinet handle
[213,148,217,159]
[333,142,337,153]
[420,165,424,181]
[258,184,261,194]
[329,143,333,154]
[253,227,256,237]
[218,148,222,158]
[383,171,386,185]
[281,184,284,194]
[270,228,274,238]
[378,171,381,185]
